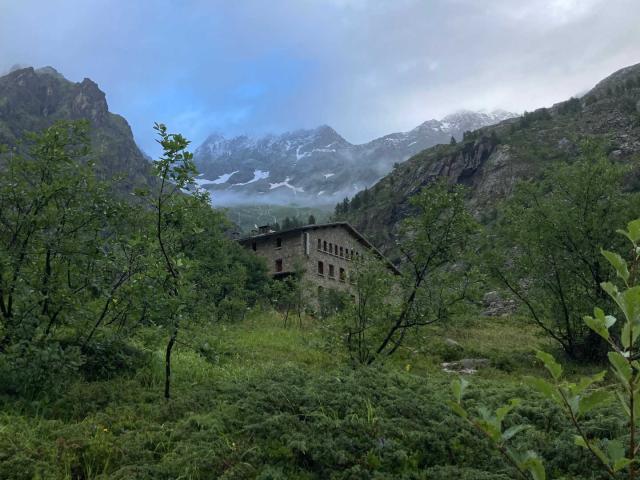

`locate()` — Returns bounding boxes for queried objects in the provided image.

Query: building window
[318,261,324,275]
[276,237,282,248]
[317,238,322,250]
[339,267,346,282]
[323,241,327,251]
[339,246,344,257]
[252,241,257,251]
[275,259,283,272]
[329,264,335,278]
[350,249,354,259]
[329,243,333,254]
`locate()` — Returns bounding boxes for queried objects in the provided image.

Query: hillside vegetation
[3,309,614,480]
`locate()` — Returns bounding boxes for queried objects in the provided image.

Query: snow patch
[194,170,239,187]
[232,169,270,186]
[269,177,305,194]
[296,145,308,161]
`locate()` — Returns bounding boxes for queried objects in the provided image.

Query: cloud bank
[1,0,639,154]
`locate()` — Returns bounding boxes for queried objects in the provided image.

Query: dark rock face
[343,62,640,254]
[193,111,515,206]
[0,67,153,191]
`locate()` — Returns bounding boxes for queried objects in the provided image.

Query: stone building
[238,222,399,296]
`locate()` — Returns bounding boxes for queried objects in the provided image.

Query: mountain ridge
[338,62,640,257]
[193,110,516,206]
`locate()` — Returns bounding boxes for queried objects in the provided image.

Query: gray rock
[441,358,490,374]
[444,338,463,349]
[482,290,517,317]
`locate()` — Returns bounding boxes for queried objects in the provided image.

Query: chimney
[258,225,275,234]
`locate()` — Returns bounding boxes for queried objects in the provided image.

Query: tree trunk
[164,329,177,399]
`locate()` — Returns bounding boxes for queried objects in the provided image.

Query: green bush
[79,336,150,381]
[0,339,83,398]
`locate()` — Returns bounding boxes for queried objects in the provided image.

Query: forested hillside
[338,63,640,256]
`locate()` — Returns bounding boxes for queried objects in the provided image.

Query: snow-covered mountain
[193,110,516,206]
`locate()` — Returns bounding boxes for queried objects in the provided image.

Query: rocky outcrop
[482,291,517,317]
[0,66,153,191]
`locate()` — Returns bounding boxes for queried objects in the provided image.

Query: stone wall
[303,225,366,296]
[244,230,305,276]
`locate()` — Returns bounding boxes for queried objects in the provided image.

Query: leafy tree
[335,197,350,217]
[0,121,145,395]
[308,214,316,225]
[336,254,397,364]
[317,286,351,319]
[148,122,212,399]
[450,136,457,145]
[0,120,270,398]
[488,143,640,360]
[336,180,479,364]
[270,262,306,328]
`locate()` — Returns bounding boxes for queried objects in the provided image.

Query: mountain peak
[0,65,153,193]
[35,66,67,81]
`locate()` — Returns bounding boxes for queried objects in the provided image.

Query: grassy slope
[0,311,612,480]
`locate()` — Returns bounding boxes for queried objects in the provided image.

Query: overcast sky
[1,0,639,155]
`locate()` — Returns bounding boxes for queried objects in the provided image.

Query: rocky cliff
[0,66,153,191]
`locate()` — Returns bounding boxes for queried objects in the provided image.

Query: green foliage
[557,97,582,116]
[331,181,481,364]
[489,141,640,360]
[317,287,350,319]
[0,120,148,395]
[0,121,269,399]
[269,264,307,328]
[331,254,398,364]
[456,219,640,479]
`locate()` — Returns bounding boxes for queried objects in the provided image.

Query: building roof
[238,221,401,275]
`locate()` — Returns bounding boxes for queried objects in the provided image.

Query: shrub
[0,340,83,398]
[79,336,150,381]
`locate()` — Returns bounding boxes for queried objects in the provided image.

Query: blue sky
[1,0,640,155]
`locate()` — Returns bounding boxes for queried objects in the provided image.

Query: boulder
[441,358,490,374]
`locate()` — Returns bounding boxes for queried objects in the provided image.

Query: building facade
[238,222,398,297]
